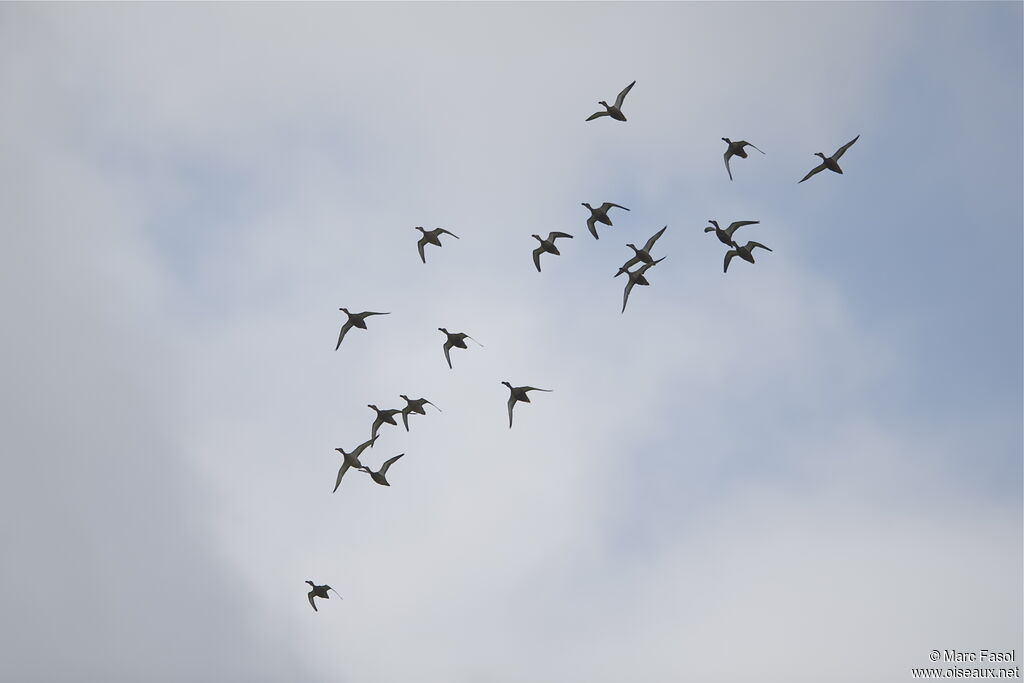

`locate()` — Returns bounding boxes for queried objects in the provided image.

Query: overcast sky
[1,2,1021,681]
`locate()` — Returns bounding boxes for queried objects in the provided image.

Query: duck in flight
[621,257,666,313]
[400,395,442,431]
[306,581,342,612]
[704,220,759,247]
[532,232,573,272]
[363,453,405,487]
[724,241,772,273]
[333,435,378,492]
[586,80,636,122]
[799,135,860,183]
[438,328,484,369]
[615,226,667,276]
[415,226,459,263]
[501,382,552,429]
[722,138,765,181]
[582,202,630,240]
[335,309,389,350]
[368,404,402,440]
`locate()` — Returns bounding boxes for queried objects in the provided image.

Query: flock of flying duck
[306,79,859,611]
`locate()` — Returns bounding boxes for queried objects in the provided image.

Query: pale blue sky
[1,2,1020,681]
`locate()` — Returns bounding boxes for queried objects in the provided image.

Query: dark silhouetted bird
[722,138,765,180]
[438,328,484,369]
[400,395,442,431]
[532,232,574,272]
[364,453,405,487]
[621,257,666,313]
[615,226,667,276]
[333,435,378,492]
[306,581,341,611]
[724,241,772,273]
[335,309,389,350]
[704,220,759,247]
[586,80,636,122]
[582,202,629,240]
[501,382,553,429]
[368,404,401,440]
[415,226,459,263]
[799,135,860,183]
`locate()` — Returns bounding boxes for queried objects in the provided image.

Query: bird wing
[725,220,759,238]
[548,232,573,241]
[600,202,629,212]
[380,453,405,476]
[586,110,609,121]
[401,407,411,431]
[465,335,484,348]
[417,236,427,263]
[333,461,350,493]
[746,241,772,252]
[833,134,860,160]
[335,321,353,350]
[618,254,642,273]
[363,311,389,317]
[532,246,544,272]
[522,387,552,393]
[742,141,765,154]
[614,80,636,109]
[798,162,826,183]
[723,152,733,181]
[622,278,636,313]
[438,229,460,239]
[724,250,737,273]
[308,590,318,611]
[443,341,453,369]
[507,395,516,428]
[586,215,600,239]
[423,400,441,412]
[642,226,667,252]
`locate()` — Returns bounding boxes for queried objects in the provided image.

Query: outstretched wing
[417,236,427,263]
[724,250,737,273]
[586,110,609,121]
[423,400,441,412]
[725,220,759,238]
[600,202,629,212]
[642,226,668,252]
[548,232,573,241]
[742,141,765,154]
[724,152,733,181]
[465,335,484,348]
[380,453,405,476]
[308,590,318,611]
[798,162,826,184]
[335,321,353,350]
[622,278,636,313]
[438,229,460,239]
[532,246,544,272]
[614,80,636,109]
[401,407,411,431]
[507,395,516,429]
[333,461,350,493]
[832,134,859,160]
[586,215,599,239]
[363,311,389,317]
[522,387,552,393]
[443,341,453,369]
[746,241,772,253]
[618,254,641,275]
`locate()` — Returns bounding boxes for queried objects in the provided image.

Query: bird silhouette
[722,138,765,180]
[586,80,636,122]
[799,135,860,183]
[501,381,553,429]
[415,226,460,263]
[335,309,389,350]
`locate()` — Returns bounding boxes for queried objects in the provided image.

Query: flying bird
[501,381,553,429]
[704,220,759,247]
[621,257,666,313]
[615,225,668,276]
[798,135,860,183]
[582,202,630,240]
[333,435,378,493]
[724,241,773,273]
[368,404,401,440]
[586,80,636,122]
[438,327,484,369]
[400,395,442,431]
[364,453,405,487]
[415,226,460,263]
[335,309,389,350]
[531,232,574,272]
[306,581,342,612]
[722,138,765,181]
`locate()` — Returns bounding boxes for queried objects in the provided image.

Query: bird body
[335,309,389,349]
[333,435,378,492]
[531,232,573,272]
[586,80,636,122]
[722,138,765,180]
[704,220,759,247]
[615,226,667,276]
[724,241,772,272]
[306,581,342,611]
[365,453,405,486]
[621,257,666,313]
[438,327,483,369]
[368,404,401,440]
[582,202,630,239]
[799,135,860,183]
[400,395,441,431]
[415,226,460,263]
[501,381,552,429]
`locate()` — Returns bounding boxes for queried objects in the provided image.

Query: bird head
[708,220,720,228]
[815,152,826,159]
[414,226,426,233]
[722,137,731,144]
[306,580,315,587]
[399,394,409,401]
[438,327,448,334]
[501,381,512,389]
[614,266,628,278]
[531,234,542,241]
[367,404,378,411]
[581,202,592,209]
[598,100,609,108]
[338,307,349,313]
